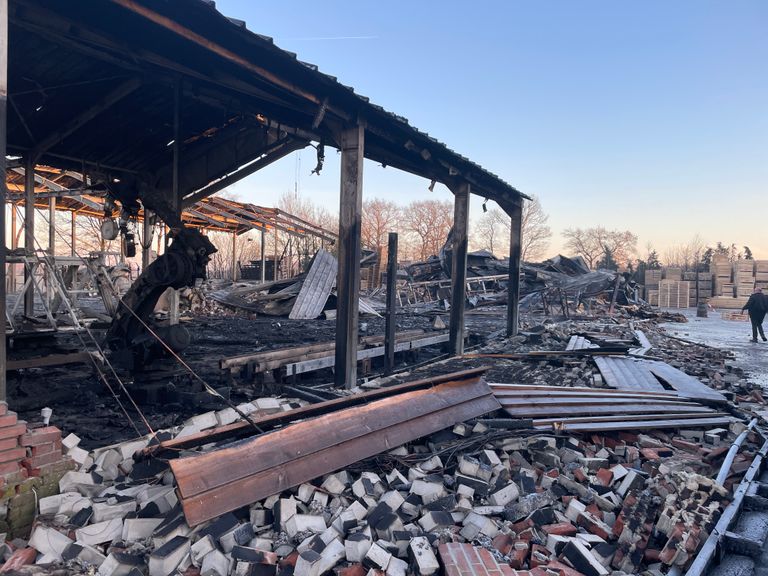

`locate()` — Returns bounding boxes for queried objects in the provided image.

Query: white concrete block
[76,518,123,546]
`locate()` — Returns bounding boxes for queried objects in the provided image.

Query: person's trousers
[751,312,767,340]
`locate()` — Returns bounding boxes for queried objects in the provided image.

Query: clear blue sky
[218,0,768,259]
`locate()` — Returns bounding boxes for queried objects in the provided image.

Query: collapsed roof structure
[0,0,526,390]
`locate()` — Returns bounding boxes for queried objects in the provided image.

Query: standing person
[742,287,767,343]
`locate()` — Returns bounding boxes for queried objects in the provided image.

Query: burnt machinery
[105,226,217,370]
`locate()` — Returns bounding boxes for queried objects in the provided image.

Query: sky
[216,0,768,260]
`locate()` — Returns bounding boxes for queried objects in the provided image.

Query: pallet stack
[659,280,690,309]
[682,271,713,303]
[755,260,768,291]
[644,270,662,304]
[735,260,756,297]
[712,255,733,297]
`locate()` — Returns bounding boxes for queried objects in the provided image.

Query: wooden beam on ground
[449,182,470,355]
[7,351,94,371]
[385,232,398,374]
[334,123,365,388]
[170,370,498,526]
[0,0,7,400]
[506,200,523,336]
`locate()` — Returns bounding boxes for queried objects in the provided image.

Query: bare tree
[519,196,552,261]
[472,208,506,256]
[562,226,637,269]
[400,199,453,261]
[362,198,400,251]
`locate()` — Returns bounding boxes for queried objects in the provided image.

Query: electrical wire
[28,206,264,434]
[13,205,149,436]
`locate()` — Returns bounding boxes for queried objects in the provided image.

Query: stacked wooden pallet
[712,254,732,296]
[659,280,690,308]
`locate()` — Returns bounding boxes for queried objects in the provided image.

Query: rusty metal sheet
[171,370,499,526]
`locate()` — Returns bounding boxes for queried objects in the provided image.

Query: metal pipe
[716,418,757,485]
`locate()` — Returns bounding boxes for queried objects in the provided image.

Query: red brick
[640,448,661,461]
[0,438,18,452]
[0,547,36,572]
[0,447,26,465]
[24,457,74,478]
[529,544,550,568]
[0,424,27,441]
[337,565,366,576]
[492,534,515,556]
[0,414,18,428]
[0,460,22,476]
[479,547,502,571]
[671,438,700,453]
[20,426,61,447]
[507,541,529,570]
[545,560,587,576]
[541,522,577,536]
[573,467,587,483]
[595,468,613,487]
[577,512,612,540]
[30,442,59,457]
[22,450,65,470]
[0,403,7,416]
[181,567,200,576]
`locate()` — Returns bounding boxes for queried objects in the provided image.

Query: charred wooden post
[23,156,35,316]
[334,122,365,388]
[506,201,523,336]
[260,228,266,283]
[273,227,279,280]
[168,78,182,326]
[70,211,77,257]
[231,231,238,281]
[385,232,398,374]
[449,182,470,355]
[141,209,152,270]
[48,197,56,254]
[0,0,7,399]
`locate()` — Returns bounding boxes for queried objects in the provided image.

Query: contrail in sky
[282,36,378,41]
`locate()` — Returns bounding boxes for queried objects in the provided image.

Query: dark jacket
[742,293,767,315]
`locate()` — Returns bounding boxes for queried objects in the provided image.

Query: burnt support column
[0,0,8,399]
[449,182,470,355]
[334,122,364,388]
[70,212,77,257]
[141,209,152,270]
[384,232,398,374]
[231,231,238,281]
[506,201,523,336]
[10,203,16,292]
[23,157,35,316]
[260,228,266,283]
[48,197,56,255]
[168,78,182,326]
[273,227,278,280]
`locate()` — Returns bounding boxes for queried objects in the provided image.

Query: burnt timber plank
[173,377,499,525]
[172,375,492,499]
[145,367,489,457]
[180,394,500,526]
[289,248,337,319]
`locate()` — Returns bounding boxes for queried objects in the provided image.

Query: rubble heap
[0,407,755,576]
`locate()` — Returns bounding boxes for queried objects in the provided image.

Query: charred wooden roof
[6,0,526,215]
